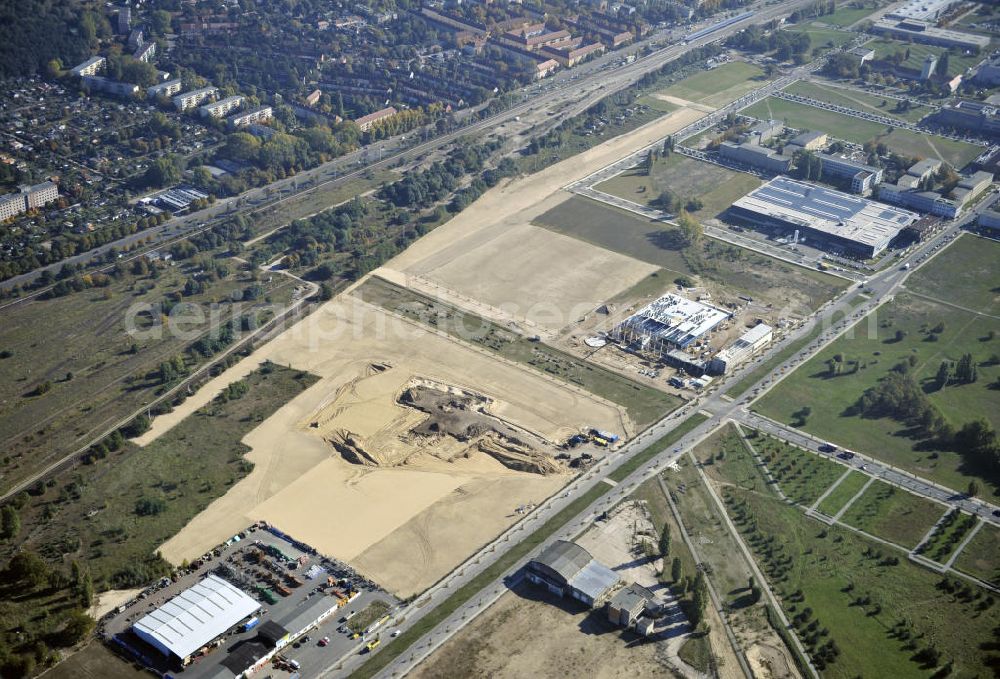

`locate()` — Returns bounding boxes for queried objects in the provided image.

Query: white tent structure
[132,574,260,662]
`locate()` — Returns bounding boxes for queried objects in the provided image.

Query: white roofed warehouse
[132,574,261,665]
[728,176,919,259]
[611,293,730,356]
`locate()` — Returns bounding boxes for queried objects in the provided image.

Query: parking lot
[98,523,399,679]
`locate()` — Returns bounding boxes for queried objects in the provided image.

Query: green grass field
[8,364,318,587]
[783,24,855,53]
[819,3,882,27]
[870,39,992,79]
[953,522,1000,586]
[348,599,392,634]
[534,196,846,313]
[741,97,983,167]
[918,510,979,563]
[245,168,398,239]
[906,233,1000,316]
[755,289,1000,494]
[712,427,1000,678]
[595,152,762,218]
[839,480,945,548]
[816,470,867,516]
[0,261,293,494]
[656,62,769,108]
[687,428,777,601]
[784,80,932,124]
[354,276,682,428]
[754,434,846,505]
[636,94,679,114]
[0,364,317,678]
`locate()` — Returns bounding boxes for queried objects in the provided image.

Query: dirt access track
[379,105,707,334]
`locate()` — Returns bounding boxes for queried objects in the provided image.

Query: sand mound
[326,429,380,466]
[478,435,562,475]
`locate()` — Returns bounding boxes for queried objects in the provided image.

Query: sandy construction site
[151,101,709,597]
[381,105,706,335]
[156,297,623,595]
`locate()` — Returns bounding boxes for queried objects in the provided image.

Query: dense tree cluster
[852,370,1000,484]
[727,24,811,61]
[0,0,98,78]
[379,141,502,209]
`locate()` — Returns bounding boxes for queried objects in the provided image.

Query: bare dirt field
[155,298,621,594]
[651,93,716,113]
[380,106,708,333]
[396,221,659,332]
[410,583,682,679]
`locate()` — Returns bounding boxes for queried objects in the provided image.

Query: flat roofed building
[881,170,993,218]
[934,99,1000,138]
[730,176,918,258]
[786,130,828,151]
[979,209,1000,231]
[148,79,182,98]
[872,18,990,51]
[354,106,397,132]
[24,180,58,209]
[0,181,59,220]
[132,574,260,663]
[907,158,942,180]
[886,0,960,22]
[71,56,106,77]
[612,292,730,354]
[849,47,876,64]
[134,41,156,63]
[0,193,25,221]
[200,95,244,118]
[608,583,656,627]
[739,119,784,145]
[526,540,622,607]
[719,141,794,174]
[227,105,273,128]
[128,26,144,50]
[81,76,139,97]
[975,55,1000,87]
[709,323,772,374]
[118,6,131,34]
[173,86,219,111]
[819,153,884,194]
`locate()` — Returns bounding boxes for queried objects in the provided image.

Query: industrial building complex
[611,293,730,355]
[102,524,389,679]
[526,540,622,607]
[132,575,261,664]
[728,176,920,258]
